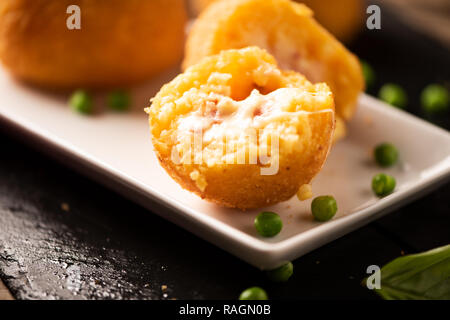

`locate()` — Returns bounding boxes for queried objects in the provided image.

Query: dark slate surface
[0,6,449,300]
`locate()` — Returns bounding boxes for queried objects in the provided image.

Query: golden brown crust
[157,111,334,209]
[0,0,187,89]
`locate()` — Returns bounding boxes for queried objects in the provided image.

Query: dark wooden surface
[0,7,449,300]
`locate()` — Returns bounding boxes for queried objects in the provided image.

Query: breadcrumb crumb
[297,184,313,201]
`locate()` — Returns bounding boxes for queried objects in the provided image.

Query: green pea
[239,287,268,300]
[421,84,449,114]
[372,173,396,197]
[69,90,93,114]
[107,90,131,111]
[378,83,407,108]
[254,211,283,237]
[311,196,337,222]
[361,60,376,89]
[266,262,293,283]
[374,143,398,167]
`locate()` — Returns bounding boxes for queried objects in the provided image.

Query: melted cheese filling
[177,87,331,143]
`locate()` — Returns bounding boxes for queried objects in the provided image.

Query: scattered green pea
[361,60,376,89]
[421,84,449,114]
[372,173,396,197]
[254,211,283,237]
[69,90,93,114]
[107,90,131,111]
[378,83,407,109]
[311,196,337,222]
[266,262,293,283]
[374,143,398,167]
[239,287,268,300]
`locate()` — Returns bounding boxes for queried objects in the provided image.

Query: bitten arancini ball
[0,0,187,89]
[183,0,364,128]
[147,47,335,209]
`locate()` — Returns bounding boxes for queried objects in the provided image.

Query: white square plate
[1,69,449,269]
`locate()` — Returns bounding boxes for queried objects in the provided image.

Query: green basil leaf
[366,244,450,300]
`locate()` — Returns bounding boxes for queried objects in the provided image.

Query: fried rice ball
[183,0,364,133]
[147,47,335,209]
[0,0,187,89]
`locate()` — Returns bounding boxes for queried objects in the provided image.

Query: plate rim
[1,93,450,268]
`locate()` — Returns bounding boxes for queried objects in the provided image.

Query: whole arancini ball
[0,0,187,89]
[183,0,363,123]
[189,0,363,42]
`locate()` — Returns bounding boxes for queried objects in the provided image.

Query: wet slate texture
[0,6,449,300]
